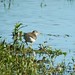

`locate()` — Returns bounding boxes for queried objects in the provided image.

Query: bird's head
[32,30,39,36]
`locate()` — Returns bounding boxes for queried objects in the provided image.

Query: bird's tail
[23,33,28,45]
[23,33,27,37]
[22,32,26,37]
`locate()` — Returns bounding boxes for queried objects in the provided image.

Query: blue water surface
[0,0,75,53]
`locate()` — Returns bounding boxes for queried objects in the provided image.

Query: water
[0,1,75,74]
[0,0,75,52]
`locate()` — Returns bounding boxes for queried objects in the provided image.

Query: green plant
[1,23,74,75]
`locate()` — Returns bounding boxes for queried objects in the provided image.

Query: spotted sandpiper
[23,30,39,45]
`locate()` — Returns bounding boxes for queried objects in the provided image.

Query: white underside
[30,37,36,42]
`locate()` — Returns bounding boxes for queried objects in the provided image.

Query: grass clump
[0,23,75,75]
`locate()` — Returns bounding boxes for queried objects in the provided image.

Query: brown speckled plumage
[23,30,39,45]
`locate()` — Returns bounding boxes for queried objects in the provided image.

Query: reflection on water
[67,0,74,2]
[0,0,75,9]
[0,0,75,52]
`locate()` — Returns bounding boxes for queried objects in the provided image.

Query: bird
[23,30,39,45]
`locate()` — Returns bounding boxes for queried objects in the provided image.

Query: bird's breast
[29,37,36,42]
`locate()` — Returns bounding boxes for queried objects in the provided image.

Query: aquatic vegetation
[0,0,13,9]
[0,23,75,75]
[47,33,71,40]
[40,0,47,8]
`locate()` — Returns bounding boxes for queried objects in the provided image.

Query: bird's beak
[37,32,41,35]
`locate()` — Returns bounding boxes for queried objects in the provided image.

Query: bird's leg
[25,41,28,45]
[29,43,33,48]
